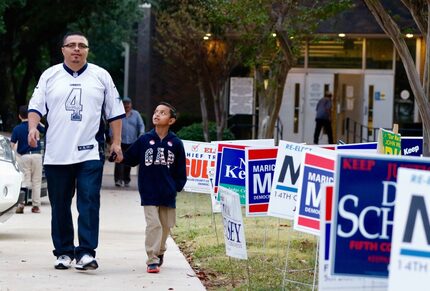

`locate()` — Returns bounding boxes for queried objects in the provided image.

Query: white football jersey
[29,63,125,165]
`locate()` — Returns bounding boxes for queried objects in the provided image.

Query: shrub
[177,122,235,142]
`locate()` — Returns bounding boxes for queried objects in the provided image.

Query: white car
[0,134,23,223]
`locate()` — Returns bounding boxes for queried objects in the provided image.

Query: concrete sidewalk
[0,162,206,291]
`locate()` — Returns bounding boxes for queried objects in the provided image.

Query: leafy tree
[363,0,430,155]
[154,0,243,141]
[0,0,141,131]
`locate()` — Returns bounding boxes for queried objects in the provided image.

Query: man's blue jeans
[45,160,103,261]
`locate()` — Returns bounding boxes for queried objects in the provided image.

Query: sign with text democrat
[401,136,423,157]
[219,186,248,260]
[319,185,387,290]
[245,147,278,217]
[212,140,274,200]
[183,140,217,194]
[294,149,336,236]
[377,129,401,155]
[268,141,313,220]
[331,153,430,278]
[388,168,430,291]
[219,147,247,204]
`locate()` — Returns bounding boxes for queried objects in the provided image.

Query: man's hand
[28,127,40,147]
[109,143,123,162]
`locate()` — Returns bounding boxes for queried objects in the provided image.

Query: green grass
[172,192,319,290]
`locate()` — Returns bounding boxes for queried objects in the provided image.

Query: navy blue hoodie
[122,128,187,208]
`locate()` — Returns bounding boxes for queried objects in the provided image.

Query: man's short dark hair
[19,105,28,119]
[62,31,88,46]
[159,102,177,119]
[324,92,332,98]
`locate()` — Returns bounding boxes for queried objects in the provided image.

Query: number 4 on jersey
[65,88,83,121]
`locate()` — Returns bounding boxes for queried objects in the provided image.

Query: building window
[366,38,393,69]
[308,38,363,68]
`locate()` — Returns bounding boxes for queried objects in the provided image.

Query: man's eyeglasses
[63,43,89,49]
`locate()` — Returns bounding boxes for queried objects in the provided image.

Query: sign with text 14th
[388,167,430,291]
[219,186,248,260]
[294,149,336,236]
[331,153,430,278]
[245,147,278,217]
[268,141,313,220]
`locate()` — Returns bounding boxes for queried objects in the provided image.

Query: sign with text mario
[294,149,336,236]
[183,140,216,194]
[331,153,430,278]
[388,168,430,291]
[245,147,278,217]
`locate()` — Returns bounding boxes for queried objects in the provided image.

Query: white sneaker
[75,254,98,270]
[55,255,72,270]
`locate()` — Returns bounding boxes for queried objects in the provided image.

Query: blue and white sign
[388,168,430,291]
[219,186,248,260]
[331,153,430,278]
[268,141,313,220]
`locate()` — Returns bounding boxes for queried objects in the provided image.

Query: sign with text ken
[294,150,335,236]
[245,147,278,217]
[331,153,430,278]
[219,147,247,204]
[388,168,430,291]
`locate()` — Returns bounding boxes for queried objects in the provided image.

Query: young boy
[122,102,187,273]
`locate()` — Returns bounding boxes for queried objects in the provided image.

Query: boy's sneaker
[75,254,98,271]
[55,255,72,270]
[147,263,160,273]
[158,254,164,267]
[15,203,24,214]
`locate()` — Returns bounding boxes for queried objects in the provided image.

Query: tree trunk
[197,78,210,142]
[364,0,430,156]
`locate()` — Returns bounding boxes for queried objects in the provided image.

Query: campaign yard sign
[388,168,430,291]
[268,141,313,220]
[183,140,216,194]
[219,147,247,204]
[219,186,248,260]
[401,136,423,157]
[336,142,377,153]
[212,140,273,202]
[319,185,387,290]
[331,153,430,278]
[245,147,278,217]
[294,149,336,236]
[377,129,401,155]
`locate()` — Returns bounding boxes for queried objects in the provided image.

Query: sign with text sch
[294,149,336,236]
[268,141,313,220]
[388,167,430,291]
[319,185,387,290]
[219,186,248,260]
[331,153,430,278]
[245,147,278,217]
[183,140,216,194]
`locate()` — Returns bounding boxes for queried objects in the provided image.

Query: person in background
[10,105,45,214]
[114,96,145,187]
[27,31,125,271]
[121,101,187,273]
[313,91,334,144]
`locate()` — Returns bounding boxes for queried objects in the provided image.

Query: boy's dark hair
[62,31,88,45]
[159,101,177,119]
[19,105,28,119]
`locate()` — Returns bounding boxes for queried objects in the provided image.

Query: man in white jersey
[28,32,125,271]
